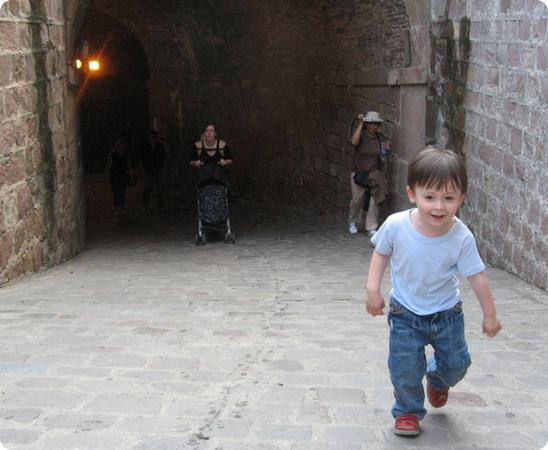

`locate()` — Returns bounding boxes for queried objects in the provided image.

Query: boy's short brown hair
[407,147,468,194]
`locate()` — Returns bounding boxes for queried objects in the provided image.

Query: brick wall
[0,0,84,285]
[431,0,548,289]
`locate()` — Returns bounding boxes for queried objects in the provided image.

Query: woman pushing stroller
[189,124,235,244]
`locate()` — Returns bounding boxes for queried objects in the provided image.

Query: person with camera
[348,111,390,237]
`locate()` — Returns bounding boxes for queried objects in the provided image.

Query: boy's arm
[467,271,502,337]
[366,251,390,316]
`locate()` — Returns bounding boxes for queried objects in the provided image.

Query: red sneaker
[427,383,449,408]
[394,414,420,436]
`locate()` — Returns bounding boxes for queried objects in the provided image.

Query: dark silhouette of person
[105,137,133,216]
[141,130,167,211]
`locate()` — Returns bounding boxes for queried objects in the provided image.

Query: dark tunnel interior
[79,11,150,174]
[75,0,411,238]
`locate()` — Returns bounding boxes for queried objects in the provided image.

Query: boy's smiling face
[406,183,465,237]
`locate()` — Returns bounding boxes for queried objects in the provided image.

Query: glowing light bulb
[88,60,100,71]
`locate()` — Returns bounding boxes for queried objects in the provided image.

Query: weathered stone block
[0,54,11,86]
[0,232,14,269]
[537,45,548,70]
[509,127,523,155]
[518,19,531,41]
[17,0,33,17]
[0,151,25,188]
[502,153,515,177]
[504,19,519,40]
[0,21,17,51]
[532,18,547,41]
[3,87,20,118]
[16,23,32,50]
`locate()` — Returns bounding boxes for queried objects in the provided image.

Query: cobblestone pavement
[0,193,547,449]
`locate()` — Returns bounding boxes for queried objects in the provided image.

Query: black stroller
[194,165,235,245]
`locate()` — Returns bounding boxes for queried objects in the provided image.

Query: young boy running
[366,147,502,436]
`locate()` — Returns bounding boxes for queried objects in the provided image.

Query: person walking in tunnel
[105,136,134,216]
[348,111,390,237]
[189,124,233,183]
[141,130,167,212]
[366,147,502,437]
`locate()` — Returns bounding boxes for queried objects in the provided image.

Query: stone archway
[1,0,428,282]
[65,0,428,214]
[4,0,544,289]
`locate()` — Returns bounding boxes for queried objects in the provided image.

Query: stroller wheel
[225,232,236,244]
[195,234,206,245]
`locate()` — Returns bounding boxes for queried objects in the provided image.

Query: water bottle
[380,141,390,163]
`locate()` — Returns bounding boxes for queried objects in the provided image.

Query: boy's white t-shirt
[371,209,485,315]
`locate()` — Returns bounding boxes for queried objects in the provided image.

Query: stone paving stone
[201,418,252,439]
[296,444,365,450]
[121,369,178,381]
[315,387,366,404]
[147,356,200,371]
[296,403,332,424]
[89,353,149,368]
[42,413,116,431]
[207,442,286,450]
[115,416,191,433]
[40,431,126,450]
[82,393,163,414]
[0,207,547,449]
[0,428,42,446]
[55,366,112,377]
[320,425,377,443]
[166,400,218,417]
[253,424,312,441]
[13,377,71,389]
[0,390,87,409]
[0,408,42,424]
[227,403,297,422]
[131,436,196,450]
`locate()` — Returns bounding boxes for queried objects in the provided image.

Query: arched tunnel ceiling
[80,0,411,86]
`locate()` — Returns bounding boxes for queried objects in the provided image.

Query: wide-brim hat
[364,111,384,123]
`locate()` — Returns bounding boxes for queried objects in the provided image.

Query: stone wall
[0,0,84,285]
[431,0,548,289]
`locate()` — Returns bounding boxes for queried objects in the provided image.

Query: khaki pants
[349,172,378,232]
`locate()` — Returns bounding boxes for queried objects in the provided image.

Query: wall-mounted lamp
[75,59,82,69]
[88,60,100,71]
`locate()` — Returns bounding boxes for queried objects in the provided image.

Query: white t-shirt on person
[371,209,485,315]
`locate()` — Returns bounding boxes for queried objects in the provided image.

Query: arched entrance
[67,0,428,225]
[78,11,150,174]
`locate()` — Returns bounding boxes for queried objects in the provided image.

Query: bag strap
[196,141,205,158]
[376,133,383,167]
[197,140,225,158]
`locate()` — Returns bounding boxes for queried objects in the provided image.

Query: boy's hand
[366,291,385,316]
[482,316,502,337]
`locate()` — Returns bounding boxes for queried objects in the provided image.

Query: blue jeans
[387,300,471,419]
